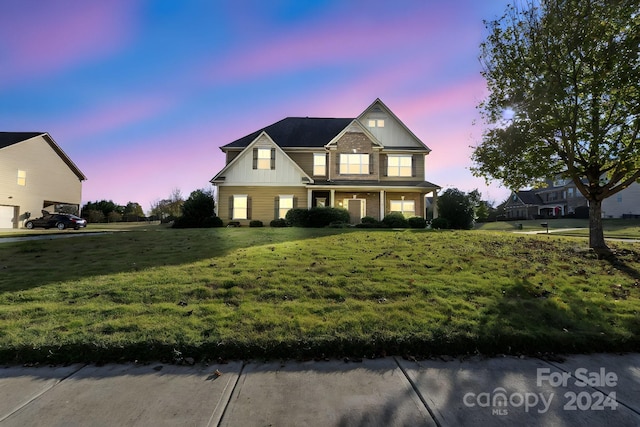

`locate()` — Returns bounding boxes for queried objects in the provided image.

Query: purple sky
[0,0,513,212]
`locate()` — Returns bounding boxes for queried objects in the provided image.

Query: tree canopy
[472,0,640,251]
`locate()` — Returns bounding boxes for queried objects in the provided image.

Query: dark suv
[25,213,87,230]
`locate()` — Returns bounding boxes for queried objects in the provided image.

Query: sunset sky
[0,0,513,212]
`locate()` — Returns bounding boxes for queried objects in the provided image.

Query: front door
[347,199,365,224]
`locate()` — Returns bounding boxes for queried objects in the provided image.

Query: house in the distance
[211,99,440,225]
[0,132,86,228]
[504,177,640,220]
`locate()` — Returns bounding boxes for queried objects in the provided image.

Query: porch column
[307,189,313,209]
[379,190,385,220]
[432,190,439,219]
[330,189,335,207]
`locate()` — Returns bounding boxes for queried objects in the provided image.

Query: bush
[202,216,223,228]
[382,212,409,228]
[430,217,450,229]
[285,208,310,227]
[249,220,264,227]
[361,216,377,224]
[307,207,350,227]
[173,215,222,228]
[286,207,350,227]
[270,218,288,227]
[408,217,427,229]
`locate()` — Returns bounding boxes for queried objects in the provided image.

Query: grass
[0,226,639,364]
[476,218,640,239]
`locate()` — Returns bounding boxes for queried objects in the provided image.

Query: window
[232,195,248,219]
[368,119,385,128]
[339,153,369,174]
[254,148,274,170]
[387,155,412,177]
[390,200,415,217]
[17,170,26,186]
[568,188,574,197]
[313,153,326,176]
[278,195,293,219]
[315,198,326,207]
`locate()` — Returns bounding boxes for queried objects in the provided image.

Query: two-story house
[210,99,440,225]
[0,132,86,228]
[505,177,640,220]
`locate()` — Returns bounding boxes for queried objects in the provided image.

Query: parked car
[25,213,87,230]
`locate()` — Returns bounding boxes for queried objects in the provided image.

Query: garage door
[0,206,16,228]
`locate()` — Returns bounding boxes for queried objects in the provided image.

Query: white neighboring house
[0,132,86,228]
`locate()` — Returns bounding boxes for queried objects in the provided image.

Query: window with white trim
[339,153,369,174]
[313,153,326,176]
[233,195,248,219]
[387,155,412,177]
[256,148,272,169]
[368,119,385,128]
[389,200,415,217]
[279,195,293,219]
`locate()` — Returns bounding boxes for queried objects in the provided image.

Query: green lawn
[0,226,639,363]
[476,218,640,239]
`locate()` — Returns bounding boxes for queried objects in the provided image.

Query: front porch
[307,185,439,224]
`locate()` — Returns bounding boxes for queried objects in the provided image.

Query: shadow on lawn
[473,276,640,355]
[0,227,360,292]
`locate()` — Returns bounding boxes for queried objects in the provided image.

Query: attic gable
[0,132,86,181]
[357,98,431,151]
[211,131,312,185]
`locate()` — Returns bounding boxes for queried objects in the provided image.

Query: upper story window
[387,155,412,177]
[339,153,369,175]
[17,170,26,186]
[313,153,326,176]
[253,148,275,170]
[368,119,385,128]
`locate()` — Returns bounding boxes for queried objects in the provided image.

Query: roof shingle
[222,117,354,149]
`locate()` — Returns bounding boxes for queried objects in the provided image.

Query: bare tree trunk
[588,199,610,255]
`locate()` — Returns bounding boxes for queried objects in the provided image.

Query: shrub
[173,216,223,228]
[270,218,288,227]
[360,216,377,224]
[286,207,350,227]
[285,208,310,227]
[201,216,223,228]
[307,207,350,227]
[382,212,409,228]
[408,216,427,229]
[249,220,264,227]
[430,217,450,229]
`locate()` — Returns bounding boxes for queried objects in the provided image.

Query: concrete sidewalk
[1,353,639,426]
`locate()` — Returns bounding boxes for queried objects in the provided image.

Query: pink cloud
[0,1,138,85]
[205,4,453,83]
[60,95,175,143]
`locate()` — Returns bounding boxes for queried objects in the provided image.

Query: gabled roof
[0,132,87,181]
[212,131,312,184]
[222,117,353,149]
[514,190,543,205]
[0,132,43,149]
[358,98,431,152]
